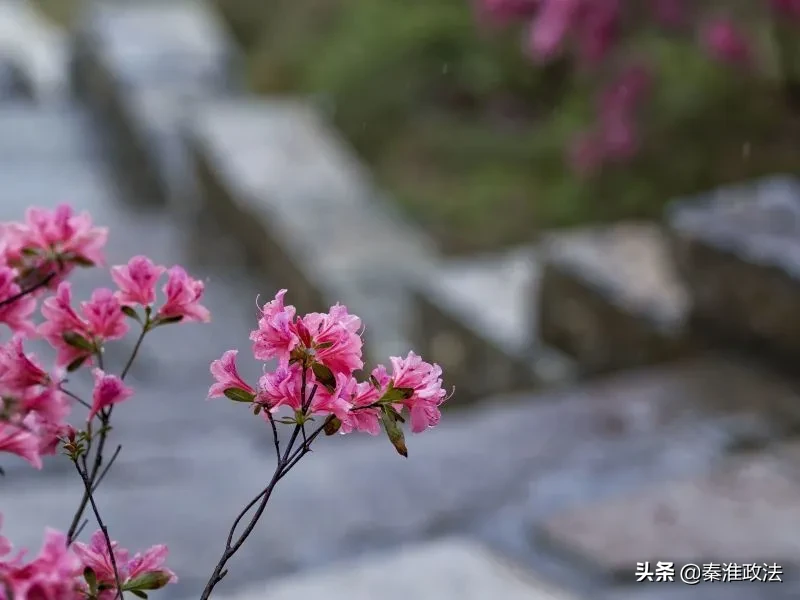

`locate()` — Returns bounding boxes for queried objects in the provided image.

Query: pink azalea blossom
[574,0,620,65]
[388,352,447,434]
[39,282,128,367]
[0,335,50,394]
[250,289,298,362]
[157,266,210,323]
[701,18,752,67]
[1,204,107,285]
[527,0,579,60]
[338,373,382,435]
[88,369,134,421]
[0,421,42,467]
[0,266,37,335]
[295,304,364,376]
[208,350,255,399]
[111,255,166,307]
[257,363,351,419]
[0,528,82,600]
[72,531,177,593]
[250,290,363,377]
[768,0,800,20]
[257,363,303,412]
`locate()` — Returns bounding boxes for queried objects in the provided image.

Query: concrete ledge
[666,175,800,371]
[217,538,577,600]
[70,0,242,204]
[537,221,697,375]
[411,246,577,403]
[189,97,439,367]
[0,0,68,102]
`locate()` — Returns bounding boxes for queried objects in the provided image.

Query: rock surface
[666,175,800,369]
[216,538,576,600]
[189,97,438,367]
[538,222,696,375]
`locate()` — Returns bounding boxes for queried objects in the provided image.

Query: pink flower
[39,282,128,367]
[702,18,752,67]
[338,374,381,435]
[81,288,129,340]
[124,544,177,589]
[30,416,75,456]
[388,352,447,434]
[88,369,134,421]
[1,528,82,600]
[0,335,50,394]
[257,363,351,418]
[768,0,800,20]
[574,0,620,64]
[72,531,177,593]
[208,350,255,399]
[0,421,42,468]
[527,0,579,60]
[157,266,210,323]
[478,0,539,23]
[250,289,298,362]
[257,363,303,412]
[0,266,36,335]
[1,204,107,285]
[111,255,166,307]
[295,304,364,376]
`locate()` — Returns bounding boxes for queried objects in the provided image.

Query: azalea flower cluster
[478,0,800,174]
[210,289,448,456]
[0,206,209,470]
[0,520,176,599]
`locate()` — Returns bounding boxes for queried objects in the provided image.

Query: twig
[200,368,331,600]
[61,387,91,410]
[0,272,55,309]
[74,461,124,599]
[92,445,122,492]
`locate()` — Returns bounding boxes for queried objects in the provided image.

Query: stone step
[4,353,799,599]
[537,221,698,376]
[70,0,242,205]
[217,538,578,600]
[0,0,68,102]
[411,245,578,403]
[665,175,800,372]
[188,97,440,367]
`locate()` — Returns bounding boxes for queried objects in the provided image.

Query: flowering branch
[73,458,124,600]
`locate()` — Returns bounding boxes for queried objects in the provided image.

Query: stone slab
[217,538,577,600]
[665,175,800,369]
[189,97,439,367]
[0,0,68,102]
[538,448,800,577]
[411,246,577,402]
[538,221,696,375]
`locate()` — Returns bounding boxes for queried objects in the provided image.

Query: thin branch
[0,272,55,309]
[74,461,124,599]
[264,410,281,463]
[61,387,91,410]
[92,445,122,492]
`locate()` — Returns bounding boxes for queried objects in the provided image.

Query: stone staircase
[3,1,800,599]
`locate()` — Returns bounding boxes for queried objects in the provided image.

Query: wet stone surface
[410,246,577,403]
[189,97,438,366]
[538,222,696,375]
[666,175,800,368]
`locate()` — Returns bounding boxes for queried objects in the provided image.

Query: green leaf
[253,404,262,416]
[130,591,148,599]
[69,255,96,268]
[311,362,337,393]
[121,306,141,322]
[316,341,334,350]
[324,416,342,436]
[380,406,408,458]
[152,315,183,327]
[379,385,414,404]
[123,571,173,591]
[224,388,256,403]
[83,567,97,596]
[66,355,88,373]
[369,374,381,389]
[62,332,94,352]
